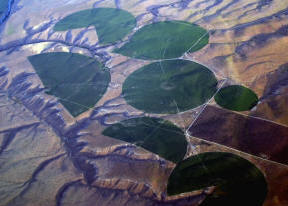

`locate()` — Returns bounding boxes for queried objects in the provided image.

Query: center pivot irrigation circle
[122,59,218,114]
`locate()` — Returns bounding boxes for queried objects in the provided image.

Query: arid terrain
[0,0,288,206]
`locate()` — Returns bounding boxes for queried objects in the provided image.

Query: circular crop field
[28,52,110,117]
[114,21,209,60]
[167,152,267,206]
[102,117,187,163]
[54,8,136,44]
[215,85,259,111]
[122,59,218,114]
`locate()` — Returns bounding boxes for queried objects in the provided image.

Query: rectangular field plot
[187,105,288,165]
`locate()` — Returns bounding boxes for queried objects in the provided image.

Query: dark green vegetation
[167,152,267,206]
[54,8,136,44]
[214,85,258,111]
[102,117,187,163]
[28,52,110,117]
[122,59,218,114]
[114,21,209,60]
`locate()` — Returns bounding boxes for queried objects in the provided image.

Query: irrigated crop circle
[215,85,258,111]
[114,21,209,60]
[122,59,218,114]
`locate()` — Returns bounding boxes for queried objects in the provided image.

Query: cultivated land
[54,8,136,44]
[1,0,288,205]
[167,152,267,206]
[122,59,218,114]
[114,21,209,60]
[103,117,187,163]
[188,105,288,165]
[28,52,110,117]
[215,85,259,111]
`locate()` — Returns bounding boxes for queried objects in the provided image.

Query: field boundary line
[185,78,228,130]
[185,131,288,169]
[232,110,288,128]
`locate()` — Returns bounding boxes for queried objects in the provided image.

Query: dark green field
[122,59,218,114]
[54,8,136,44]
[167,152,267,206]
[214,85,258,111]
[28,52,110,117]
[114,21,209,60]
[102,117,187,163]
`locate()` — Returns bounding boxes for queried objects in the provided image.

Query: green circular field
[54,8,136,44]
[122,59,218,114]
[28,52,110,117]
[102,117,187,163]
[214,85,259,111]
[167,152,267,206]
[114,21,209,60]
